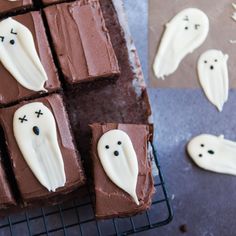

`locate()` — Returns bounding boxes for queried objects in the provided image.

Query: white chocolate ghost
[187,134,236,176]
[153,8,209,80]
[0,18,48,91]
[13,102,66,192]
[198,50,229,112]
[232,3,236,21]
[97,129,139,205]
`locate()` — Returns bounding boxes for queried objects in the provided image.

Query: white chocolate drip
[0,18,48,91]
[232,3,236,21]
[13,102,66,192]
[97,129,139,205]
[198,49,229,112]
[188,134,236,176]
[153,8,209,80]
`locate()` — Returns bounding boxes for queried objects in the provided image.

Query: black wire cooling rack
[0,144,173,236]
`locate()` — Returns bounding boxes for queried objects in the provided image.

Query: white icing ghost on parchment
[187,134,236,176]
[13,102,66,192]
[97,129,139,205]
[153,8,209,80]
[198,50,229,112]
[0,17,48,91]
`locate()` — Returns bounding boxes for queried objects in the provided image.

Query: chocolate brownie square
[0,94,85,205]
[44,0,120,84]
[0,0,33,16]
[0,11,60,105]
[90,123,155,219]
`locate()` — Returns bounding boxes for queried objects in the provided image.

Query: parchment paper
[149,0,236,88]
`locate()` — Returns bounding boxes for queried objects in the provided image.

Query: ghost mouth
[33,126,40,136]
[9,39,15,45]
[208,150,215,155]
[114,150,119,156]
[210,65,214,70]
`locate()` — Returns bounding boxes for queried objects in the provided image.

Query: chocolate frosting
[0,94,85,204]
[0,0,32,15]
[0,12,60,105]
[44,0,120,83]
[42,0,63,5]
[90,123,154,218]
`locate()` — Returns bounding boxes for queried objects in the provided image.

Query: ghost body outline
[97,129,139,205]
[153,8,209,80]
[198,49,229,112]
[187,134,236,176]
[0,17,48,92]
[13,102,66,192]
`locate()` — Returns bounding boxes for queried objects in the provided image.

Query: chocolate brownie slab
[0,11,60,105]
[90,123,154,218]
[44,0,120,84]
[0,94,85,205]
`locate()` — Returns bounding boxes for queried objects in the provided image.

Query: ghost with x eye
[198,50,229,112]
[97,129,139,205]
[153,8,209,79]
[187,134,236,176]
[0,17,48,92]
[13,102,66,192]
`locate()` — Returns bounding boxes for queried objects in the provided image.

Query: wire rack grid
[0,144,173,236]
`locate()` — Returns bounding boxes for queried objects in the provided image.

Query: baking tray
[0,143,172,235]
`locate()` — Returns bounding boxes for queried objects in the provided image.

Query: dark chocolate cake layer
[64,0,152,159]
[0,0,33,17]
[0,94,85,205]
[0,11,60,105]
[0,154,16,209]
[91,123,154,219]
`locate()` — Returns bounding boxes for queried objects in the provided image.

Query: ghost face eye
[198,154,203,158]
[183,16,189,21]
[35,109,43,118]
[184,26,189,30]
[117,141,122,145]
[204,60,207,64]
[105,145,109,149]
[200,144,204,147]
[10,29,17,35]
[8,29,17,46]
[214,59,218,62]
[0,36,4,42]
[194,24,200,30]
[18,115,28,123]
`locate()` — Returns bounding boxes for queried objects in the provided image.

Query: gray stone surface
[127,0,236,235]
[125,0,148,79]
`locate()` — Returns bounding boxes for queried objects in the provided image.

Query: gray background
[126,0,236,235]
